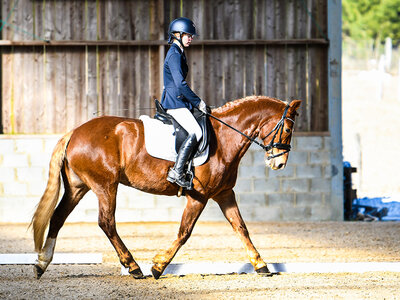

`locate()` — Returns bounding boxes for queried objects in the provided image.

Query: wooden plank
[293,0,308,131]
[167,0,181,23]
[119,47,132,118]
[55,48,67,132]
[192,46,204,100]
[202,46,213,105]
[65,48,78,130]
[223,45,234,101]
[265,45,275,97]
[254,0,264,39]
[275,46,287,100]
[44,47,59,133]
[22,47,35,133]
[119,0,130,40]
[149,0,161,41]
[232,0,244,40]
[12,50,23,132]
[71,0,85,40]
[1,47,13,133]
[310,46,328,131]
[213,46,224,106]
[244,46,255,96]
[233,47,244,98]
[86,46,98,119]
[293,45,308,132]
[96,46,107,118]
[242,0,253,39]
[138,47,150,118]
[5,0,18,40]
[149,46,159,116]
[202,0,214,40]
[53,0,66,40]
[107,46,119,116]
[86,0,97,40]
[191,0,203,40]
[215,0,225,40]
[181,0,193,23]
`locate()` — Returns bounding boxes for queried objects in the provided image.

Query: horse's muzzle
[265,152,288,170]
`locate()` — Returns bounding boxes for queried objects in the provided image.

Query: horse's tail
[31,130,74,252]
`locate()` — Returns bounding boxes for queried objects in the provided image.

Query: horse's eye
[285,128,291,133]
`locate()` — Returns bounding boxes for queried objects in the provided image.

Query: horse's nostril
[277,163,284,169]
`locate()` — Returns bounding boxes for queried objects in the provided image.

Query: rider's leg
[166,108,202,189]
[167,108,202,142]
[167,134,197,189]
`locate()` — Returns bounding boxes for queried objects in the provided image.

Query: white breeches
[167,108,202,142]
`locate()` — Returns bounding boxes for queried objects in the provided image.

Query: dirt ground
[1,221,400,299]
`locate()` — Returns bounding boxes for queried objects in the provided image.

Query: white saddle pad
[139,115,209,166]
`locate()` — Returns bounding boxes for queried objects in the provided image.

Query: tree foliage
[343,0,400,45]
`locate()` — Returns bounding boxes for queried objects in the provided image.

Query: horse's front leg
[151,194,207,279]
[214,189,272,275]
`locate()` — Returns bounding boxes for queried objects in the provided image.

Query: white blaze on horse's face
[265,150,289,170]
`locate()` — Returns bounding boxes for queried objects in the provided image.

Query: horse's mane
[213,96,288,114]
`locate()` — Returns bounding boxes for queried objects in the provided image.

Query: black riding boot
[167,134,197,189]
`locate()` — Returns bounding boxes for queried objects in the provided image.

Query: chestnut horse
[31,96,301,279]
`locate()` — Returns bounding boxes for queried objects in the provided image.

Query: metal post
[327,0,344,220]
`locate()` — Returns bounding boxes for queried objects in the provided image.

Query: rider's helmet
[167,17,197,44]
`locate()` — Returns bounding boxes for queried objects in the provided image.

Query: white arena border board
[0,253,102,265]
[121,262,400,276]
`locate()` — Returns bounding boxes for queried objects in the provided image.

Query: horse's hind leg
[151,194,207,279]
[214,189,272,276]
[95,184,144,279]
[35,177,88,279]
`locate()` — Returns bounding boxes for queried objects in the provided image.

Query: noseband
[206,104,295,160]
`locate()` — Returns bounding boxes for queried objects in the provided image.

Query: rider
[161,17,207,189]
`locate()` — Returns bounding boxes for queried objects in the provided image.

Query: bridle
[259,104,295,159]
[206,104,295,160]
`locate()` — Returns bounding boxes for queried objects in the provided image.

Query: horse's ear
[290,100,301,111]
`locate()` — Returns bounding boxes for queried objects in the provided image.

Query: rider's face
[181,33,193,47]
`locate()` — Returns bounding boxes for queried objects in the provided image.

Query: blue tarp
[353,197,400,221]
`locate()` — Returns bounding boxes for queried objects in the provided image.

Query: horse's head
[260,100,301,170]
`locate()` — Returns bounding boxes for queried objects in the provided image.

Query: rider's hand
[198,100,208,114]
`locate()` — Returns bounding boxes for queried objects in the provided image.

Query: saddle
[153,99,210,157]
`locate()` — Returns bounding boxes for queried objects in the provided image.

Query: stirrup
[167,169,192,189]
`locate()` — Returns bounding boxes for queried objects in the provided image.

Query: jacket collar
[171,42,184,54]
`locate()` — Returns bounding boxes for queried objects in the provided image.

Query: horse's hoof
[151,267,162,280]
[255,265,273,277]
[34,264,44,279]
[129,268,145,279]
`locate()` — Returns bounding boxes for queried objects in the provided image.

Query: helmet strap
[170,32,185,49]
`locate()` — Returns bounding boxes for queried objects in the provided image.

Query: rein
[206,104,294,160]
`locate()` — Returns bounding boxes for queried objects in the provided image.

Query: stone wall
[0,134,333,223]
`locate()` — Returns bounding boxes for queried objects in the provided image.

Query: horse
[31,96,301,279]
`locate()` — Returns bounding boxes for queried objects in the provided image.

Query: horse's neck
[212,103,265,163]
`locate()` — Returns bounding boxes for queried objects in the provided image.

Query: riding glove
[198,100,208,114]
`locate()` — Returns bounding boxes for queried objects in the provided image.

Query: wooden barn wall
[0,0,328,134]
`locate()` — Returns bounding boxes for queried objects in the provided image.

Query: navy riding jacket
[161,43,201,110]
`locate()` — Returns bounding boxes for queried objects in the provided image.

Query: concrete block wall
[0,134,333,223]
[234,136,333,221]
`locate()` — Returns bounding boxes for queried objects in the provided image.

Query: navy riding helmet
[167,17,197,44]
